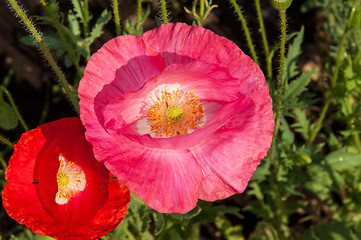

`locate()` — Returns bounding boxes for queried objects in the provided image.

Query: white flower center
[55,155,86,205]
[146,89,204,137]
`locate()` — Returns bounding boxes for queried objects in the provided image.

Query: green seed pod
[270,0,293,11]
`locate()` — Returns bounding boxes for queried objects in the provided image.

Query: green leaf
[284,69,318,106]
[0,102,18,130]
[168,205,201,221]
[324,150,361,171]
[192,205,242,224]
[280,115,295,144]
[214,216,244,240]
[152,212,165,235]
[79,9,111,50]
[291,108,311,141]
[298,221,359,240]
[285,26,304,79]
[21,32,63,51]
[71,0,86,24]
[68,10,81,37]
[89,9,111,40]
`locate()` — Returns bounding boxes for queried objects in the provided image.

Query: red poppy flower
[79,23,274,213]
[2,117,130,240]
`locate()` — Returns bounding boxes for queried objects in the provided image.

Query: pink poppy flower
[79,23,274,213]
[2,117,130,240]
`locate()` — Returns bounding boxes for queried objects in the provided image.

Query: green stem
[199,0,205,25]
[307,0,359,146]
[137,0,142,23]
[7,0,80,114]
[229,0,259,65]
[0,86,29,131]
[0,134,14,149]
[255,0,273,86]
[160,0,168,23]
[113,0,121,36]
[353,134,361,153]
[270,10,287,159]
[268,10,288,240]
[0,154,7,170]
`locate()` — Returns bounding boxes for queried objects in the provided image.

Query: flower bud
[270,0,293,11]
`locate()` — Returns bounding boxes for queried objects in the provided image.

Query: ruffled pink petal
[79,35,163,99]
[142,23,269,98]
[190,91,274,201]
[91,133,203,213]
[139,62,240,102]
[79,35,165,140]
[141,23,247,73]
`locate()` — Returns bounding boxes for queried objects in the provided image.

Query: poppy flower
[79,23,274,213]
[2,117,130,240]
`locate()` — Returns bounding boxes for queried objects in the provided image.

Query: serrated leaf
[0,102,18,130]
[285,26,304,79]
[68,10,81,37]
[71,0,86,23]
[90,10,111,39]
[291,108,310,140]
[21,32,63,50]
[284,69,317,105]
[80,10,111,49]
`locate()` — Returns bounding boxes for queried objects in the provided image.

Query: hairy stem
[0,134,14,149]
[268,10,288,240]
[137,0,142,23]
[160,0,168,23]
[271,10,287,159]
[113,0,122,36]
[229,0,259,65]
[199,0,205,25]
[7,0,80,114]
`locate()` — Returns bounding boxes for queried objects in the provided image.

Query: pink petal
[142,22,269,98]
[79,35,163,100]
[190,92,274,201]
[141,23,248,73]
[79,35,165,154]
[138,62,240,102]
[93,135,203,213]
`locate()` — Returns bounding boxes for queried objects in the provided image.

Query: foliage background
[1,0,361,239]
